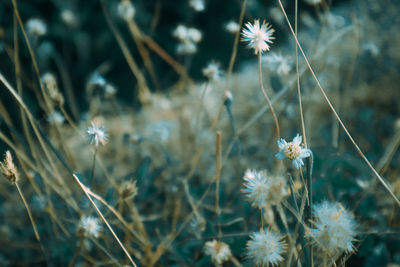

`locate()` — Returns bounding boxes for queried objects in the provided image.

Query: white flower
[189,0,205,12]
[308,201,357,255]
[79,216,102,238]
[242,169,287,208]
[187,28,202,43]
[204,240,232,266]
[225,20,240,33]
[246,229,286,266]
[173,25,202,43]
[117,0,136,22]
[305,0,322,5]
[275,134,311,169]
[241,19,275,54]
[87,121,108,147]
[202,61,222,81]
[26,18,47,37]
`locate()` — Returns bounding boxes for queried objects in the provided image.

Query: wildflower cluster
[173,25,202,55]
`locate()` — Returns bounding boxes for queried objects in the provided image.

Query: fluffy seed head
[242,169,287,208]
[241,19,275,54]
[118,0,136,22]
[204,240,232,266]
[202,61,222,81]
[87,121,108,147]
[26,18,47,37]
[225,20,240,33]
[246,229,286,266]
[308,201,357,255]
[79,216,102,238]
[189,0,205,12]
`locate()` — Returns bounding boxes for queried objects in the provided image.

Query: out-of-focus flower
[225,20,240,33]
[202,61,222,81]
[79,216,102,238]
[189,0,205,12]
[263,52,292,75]
[275,134,311,169]
[242,19,275,54]
[87,121,108,147]
[26,18,47,37]
[118,0,135,22]
[47,111,65,125]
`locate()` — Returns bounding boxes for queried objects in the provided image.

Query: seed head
[0,151,19,184]
[87,121,108,147]
[26,18,47,37]
[204,240,232,266]
[118,0,136,22]
[242,169,287,208]
[246,229,286,266]
[308,201,357,255]
[241,19,275,54]
[79,216,102,238]
[202,61,222,81]
[275,134,311,169]
[225,20,240,33]
[189,0,205,12]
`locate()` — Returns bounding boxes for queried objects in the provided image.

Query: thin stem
[277,0,400,208]
[215,131,222,238]
[72,174,137,267]
[90,148,97,188]
[257,53,280,139]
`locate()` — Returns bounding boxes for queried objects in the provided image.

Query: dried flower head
[118,0,136,22]
[41,73,64,105]
[202,61,222,81]
[242,169,287,208]
[119,180,138,200]
[275,134,311,169]
[241,19,275,54]
[246,229,286,266]
[308,201,357,255]
[26,18,47,37]
[204,240,232,266]
[87,121,108,147]
[0,151,19,184]
[79,216,102,238]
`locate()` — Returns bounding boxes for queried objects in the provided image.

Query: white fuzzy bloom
[263,52,292,75]
[225,20,240,33]
[61,9,78,27]
[241,19,275,54]
[189,0,205,12]
[79,216,102,238]
[242,169,287,208]
[202,61,222,81]
[246,229,286,266]
[87,121,108,147]
[275,134,311,169]
[204,240,232,266]
[117,0,136,22]
[305,0,322,5]
[308,201,357,255]
[173,25,202,43]
[47,111,65,125]
[26,18,47,37]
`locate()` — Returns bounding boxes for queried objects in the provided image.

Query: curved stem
[257,53,280,139]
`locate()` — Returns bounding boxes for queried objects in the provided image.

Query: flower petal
[275,151,286,160]
[292,158,304,169]
[293,134,302,145]
[300,148,312,158]
[277,139,287,150]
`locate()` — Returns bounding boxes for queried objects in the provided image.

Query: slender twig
[90,148,97,187]
[277,0,400,208]
[72,174,137,267]
[215,131,222,238]
[257,53,280,139]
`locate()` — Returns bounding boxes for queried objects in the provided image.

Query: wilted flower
[0,151,19,184]
[225,20,240,33]
[204,240,232,266]
[242,169,287,208]
[26,18,47,37]
[246,229,286,266]
[117,0,135,22]
[275,134,311,169]
[79,216,102,238]
[189,0,205,12]
[241,19,275,54]
[87,121,108,147]
[308,201,357,255]
[202,61,222,81]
